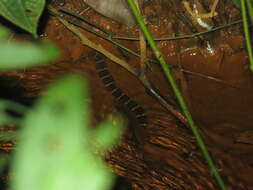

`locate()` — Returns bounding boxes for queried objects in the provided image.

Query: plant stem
[241,0,253,71]
[246,0,253,22]
[126,0,227,189]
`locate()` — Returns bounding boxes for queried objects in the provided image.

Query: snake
[96,58,147,128]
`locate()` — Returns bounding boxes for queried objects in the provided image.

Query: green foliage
[246,0,253,22]
[127,0,227,189]
[231,0,253,23]
[0,39,60,70]
[0,1,123,190]
[0,131,18,141]
[0,0,46,36]
[0,0,59,70]
[239,0,253,71]
[0,27,59,70]
[0,26,11,39]
[10,75,123,190]
[232,0,253,17]
[93,116,125,153]
[0,99,28,126]
[231,0,253,71]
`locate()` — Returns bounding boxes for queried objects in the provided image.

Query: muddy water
[1,0,253,189]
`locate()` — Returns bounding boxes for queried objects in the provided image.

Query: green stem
[241,0,253,71]
[127,0,227,189]
[246,0,253,22]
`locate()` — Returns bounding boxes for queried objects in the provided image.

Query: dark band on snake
[96,58,147,127]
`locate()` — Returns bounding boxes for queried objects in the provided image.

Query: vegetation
[0,1,123,190]
[0,0,252,190]
[126,0,252,189]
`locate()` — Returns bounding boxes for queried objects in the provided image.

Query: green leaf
[11,75,115,190]
[93,115,124,152]
[0,26,10,40]
[0,100,27,125]
[0,0,45,36]
[0,42,60,70]
[0,131,17,141]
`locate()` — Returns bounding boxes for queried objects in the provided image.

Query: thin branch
[48,6,187,125]
[126,0,227,189]
[48,6,137,76]
[112,20,242,41]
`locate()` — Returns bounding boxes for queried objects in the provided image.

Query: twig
[48,7,140,57]
[136,0,147,72]
[112,20,242,41]
[126,0,227,189]
[48,6,187,124]
[182,0,219,18]
[48,6,137,76]
[59,7,112,35]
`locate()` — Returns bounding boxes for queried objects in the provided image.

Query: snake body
[96,58,147,128]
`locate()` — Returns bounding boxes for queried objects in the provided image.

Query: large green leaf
[11,75,119,190]
[0,26,10,39]
[0,41,60,70]
[0,0,45,36]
